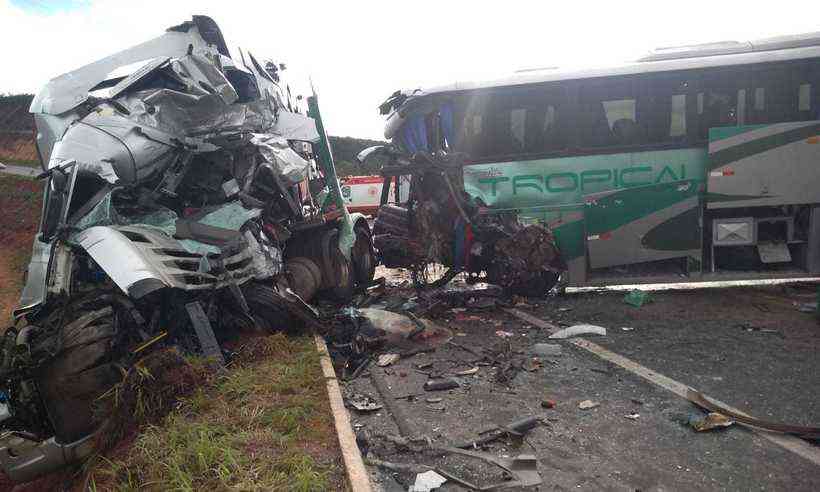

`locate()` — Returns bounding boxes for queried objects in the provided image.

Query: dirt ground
[343,274,820,491]
[0,175,42,324]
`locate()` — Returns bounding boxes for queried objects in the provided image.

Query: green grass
[0,158,40,168]
[86,334,344,491]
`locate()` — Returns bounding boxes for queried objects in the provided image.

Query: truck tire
[320,229,354,302]
[352,223,376,287]
[32,296,125,444]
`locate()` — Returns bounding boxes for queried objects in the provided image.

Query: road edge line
[504,308,820,467]
[315,335,373,492]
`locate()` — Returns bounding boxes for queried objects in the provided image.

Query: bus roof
[383,31,820,139]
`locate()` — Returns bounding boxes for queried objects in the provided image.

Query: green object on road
[624,290,652,308]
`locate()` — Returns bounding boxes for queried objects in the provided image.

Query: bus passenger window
[697,90,737,139]
[670,94,687,138]
[798,84,811,112]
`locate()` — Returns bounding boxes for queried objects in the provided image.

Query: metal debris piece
[453,416,539,449]
[578,400,600,410]
[377,353,401,367]
[455,367,479,376]
[495,330,514,338]
[425,397,443,404]
[797,302,817,313]
[689,412,734,431]
[410,470,447,492]
[624,413,641,420]
[347,394,383,413]
[423,378,459,392]
[549,324,607,339]
[687,389,820,438]
[433,448,543,490]
[621,326,635,331]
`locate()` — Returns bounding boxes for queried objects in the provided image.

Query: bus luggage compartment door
[584,180,702,271]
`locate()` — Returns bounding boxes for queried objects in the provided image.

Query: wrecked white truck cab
[0,16,374,483]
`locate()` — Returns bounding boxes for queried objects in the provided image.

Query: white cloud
[1,0,818,139]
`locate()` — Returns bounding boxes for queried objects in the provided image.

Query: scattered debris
[377,353,401,367]
[624,290,653,307]
[549,324,607,339]
[347,394,383,413]
[495,330,515,338]
[366,457,431,474]
[687,389,820,438]
[541,399,557,409]
[425,397,443,404]
[453,416,540,449]
[624,413,641,420]
[689,412,734,431]
[530,343,562,356]
[433,448,543,489]
[455,367,479,376]
[578,400,600,410]
[522,358,543,372]
[410,470,447,492]
[424,378,460,391]
[620,326,635,332]
[557,306,574,312]
[797,302,817,313]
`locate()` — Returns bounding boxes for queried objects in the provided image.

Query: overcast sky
[1,0,817,139]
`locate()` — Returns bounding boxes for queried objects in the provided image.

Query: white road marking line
[504,308,820,467]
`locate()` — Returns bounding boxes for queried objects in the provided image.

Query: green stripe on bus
[709,122,820,170]
[708,124,768,142]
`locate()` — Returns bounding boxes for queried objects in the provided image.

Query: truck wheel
[351,223,377,287]
[321,229,354,302]
[32,295,125,444]
[243,282,322,333]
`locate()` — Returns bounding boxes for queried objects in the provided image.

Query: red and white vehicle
[340,175,410,215]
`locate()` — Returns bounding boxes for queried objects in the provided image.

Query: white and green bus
[380,33,820,286]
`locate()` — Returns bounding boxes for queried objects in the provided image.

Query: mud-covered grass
[0,175,42,325]
[84,334,346,491]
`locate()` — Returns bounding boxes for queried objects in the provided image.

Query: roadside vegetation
[85,335,345,491]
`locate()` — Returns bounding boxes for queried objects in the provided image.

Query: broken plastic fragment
[410,470,447,491]
[549,324,607,339]
[578,400,600,410]
[689,412,734,431]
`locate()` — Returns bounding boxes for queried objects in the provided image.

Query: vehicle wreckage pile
[0,15,565,485]
[0,16,374,483]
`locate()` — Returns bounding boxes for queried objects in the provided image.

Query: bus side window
[579,80,641,148]
[696,69,740,140]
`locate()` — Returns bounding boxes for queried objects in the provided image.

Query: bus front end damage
[360,143,565,294]
[0,16,374,483]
